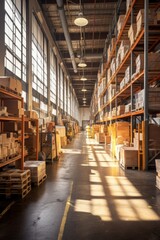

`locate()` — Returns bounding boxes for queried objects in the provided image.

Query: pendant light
[74,0,88,27]
[78,59,87,68]
[80,69,87,80]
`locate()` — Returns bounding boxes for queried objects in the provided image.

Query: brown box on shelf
[0,76,22,93]
[120,78,125,90]
[120,147,138,168]
[117,105,125,115]
[117,15,125,34]
[128,24,137,46]
[107,68,112,83]
[149,52,160,71]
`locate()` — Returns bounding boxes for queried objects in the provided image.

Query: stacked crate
[24,161,46,186]
[0,169,31,198]
[120,147,138,169]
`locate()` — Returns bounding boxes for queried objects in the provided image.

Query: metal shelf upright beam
[144,0,149,170]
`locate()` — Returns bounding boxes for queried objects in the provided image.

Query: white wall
[79,107,90,127]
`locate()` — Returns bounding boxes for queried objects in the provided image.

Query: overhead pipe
[56,0,77,73]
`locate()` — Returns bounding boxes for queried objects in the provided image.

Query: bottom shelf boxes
[120,147,138,169]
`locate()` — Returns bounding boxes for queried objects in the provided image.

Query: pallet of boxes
[24,161,46,186]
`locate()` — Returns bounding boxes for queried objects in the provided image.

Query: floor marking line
[58,181,73,240]
[0,201,15,218]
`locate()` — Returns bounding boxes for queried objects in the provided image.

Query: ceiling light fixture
[80,76,87,81]
[81,88,87,92]
[83,97,86,100]
[78,59,87,68]
[74,0,88,27]
[74,11,88,27]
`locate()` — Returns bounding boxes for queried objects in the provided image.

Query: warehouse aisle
[0,132,160,240]
[62,133,160,240]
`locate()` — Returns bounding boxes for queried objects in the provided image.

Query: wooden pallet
[32,174,47,187]
[12,185,31,199]
[120,164,138,170]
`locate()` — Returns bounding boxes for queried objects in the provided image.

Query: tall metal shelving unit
[91,0,160,170]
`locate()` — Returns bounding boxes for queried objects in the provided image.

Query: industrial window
[64,77,67,112]
[67,81,71,115]
[59,68,64,110]
[32,14,47,113]
[50,50,56,105]
[4,0,27,85]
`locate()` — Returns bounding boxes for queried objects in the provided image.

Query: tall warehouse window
[50,50,57,106]
[64,77,67,113]
[59,68,64,110]
[32,14,48,114]
[4,0,27,99]
[68,82,71,115]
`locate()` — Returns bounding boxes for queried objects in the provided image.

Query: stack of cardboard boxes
[24,160,46,186]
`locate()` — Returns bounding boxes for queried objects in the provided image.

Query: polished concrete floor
[1,132,160,240]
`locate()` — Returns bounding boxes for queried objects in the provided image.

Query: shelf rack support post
[130,4,134,144]
[144,0,149,170]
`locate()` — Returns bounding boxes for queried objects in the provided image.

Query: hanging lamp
[74,0,88,27]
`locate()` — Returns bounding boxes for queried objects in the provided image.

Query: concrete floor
[1,132,160,240]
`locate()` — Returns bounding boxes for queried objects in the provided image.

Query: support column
[144,0,149,170]
[26,0,33,110]
[56,59,59,123]
[130,3,134,143]
[0,1,5,75]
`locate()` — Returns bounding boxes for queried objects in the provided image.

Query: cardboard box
[117,15,125,34]
[128,24,137,46]
[120,147,138,168]
[95,133,105,143]
[0,76,22,93]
